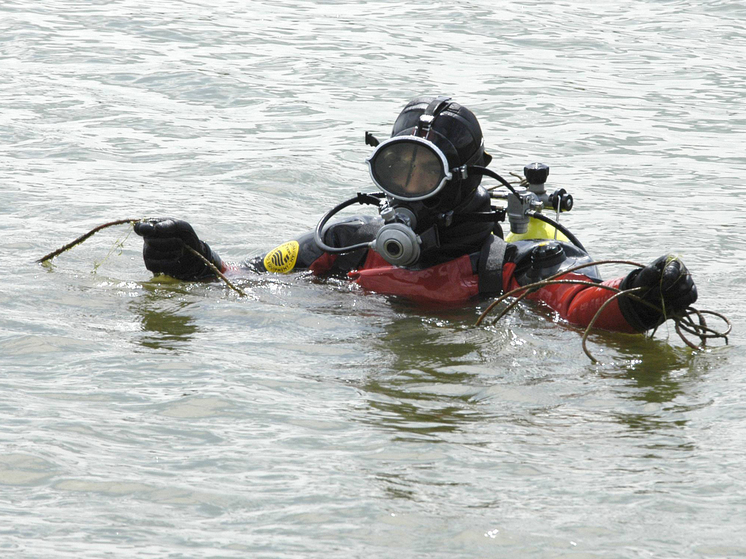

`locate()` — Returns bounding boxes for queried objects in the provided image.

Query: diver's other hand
[618,254,698,331]
[134,218,224,280]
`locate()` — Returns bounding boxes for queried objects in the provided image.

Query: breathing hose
[313,192,383,254]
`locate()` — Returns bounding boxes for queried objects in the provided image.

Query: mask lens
[369,139,449,199]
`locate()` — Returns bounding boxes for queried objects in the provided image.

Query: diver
[134,96,697,334]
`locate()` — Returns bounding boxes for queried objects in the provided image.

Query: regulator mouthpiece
[371,223,421,267]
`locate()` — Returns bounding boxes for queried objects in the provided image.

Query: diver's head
[366,96,492,212]
[366,96,497,265]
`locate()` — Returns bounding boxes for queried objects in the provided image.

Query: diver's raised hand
[134,218,224,280]
[618,254,698,331]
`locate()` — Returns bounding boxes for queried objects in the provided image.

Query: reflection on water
[623,352,693,404]
[588,328,720,439]
[359,311,489,440]
[130,283,199,350]
[363,373,482,440]
[358,299,717,442]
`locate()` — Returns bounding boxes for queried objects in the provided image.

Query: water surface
[1,1,745,557]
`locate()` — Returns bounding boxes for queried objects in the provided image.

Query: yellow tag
[263,241,300,274]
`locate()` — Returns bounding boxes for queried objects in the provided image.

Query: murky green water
[2,0,745,557]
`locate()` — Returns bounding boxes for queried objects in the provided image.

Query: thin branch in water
[580,287,643,362]
[37,219,142,263]
[183,245,248,298]
[673,308,731,349]
[477,259,731,362]
[38,218,249,298]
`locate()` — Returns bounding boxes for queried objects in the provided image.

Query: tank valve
[524,162,550,187]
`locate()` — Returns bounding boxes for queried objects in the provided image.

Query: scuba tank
[498,163,579,246]
[494,163,598,285]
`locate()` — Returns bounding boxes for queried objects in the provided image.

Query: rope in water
[37,219,248,297]
[476,260,731,362]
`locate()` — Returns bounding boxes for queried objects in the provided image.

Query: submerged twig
[476,260,646,326]
[673,308,732,350]
[477,259,731,362]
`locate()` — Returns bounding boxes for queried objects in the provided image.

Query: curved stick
[184,246,248,298]
[581,287,644,362]
[674,308,731,349]
[477,278,628,326]
[38,219,249,298]
[477,259,731,362]
[487,288,535,325]
[37,219,141,263]
[477,260,647,326]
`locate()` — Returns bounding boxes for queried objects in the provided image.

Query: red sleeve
[504,267,638,333]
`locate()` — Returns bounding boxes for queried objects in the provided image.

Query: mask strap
[425,96,452,117]
[416,96,452,136]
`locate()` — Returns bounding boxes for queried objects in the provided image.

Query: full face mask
[367,135,453,201]
[314,96,511,268]
[366,96,488,203]
[364,96,491,266]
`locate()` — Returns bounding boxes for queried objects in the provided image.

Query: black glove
[618,254,698,331]
[134,218,224,280]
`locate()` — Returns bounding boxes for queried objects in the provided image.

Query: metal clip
[416,114,435,136]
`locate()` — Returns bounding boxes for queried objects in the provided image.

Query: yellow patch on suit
[263,241,300,274]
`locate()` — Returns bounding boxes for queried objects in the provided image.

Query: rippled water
[2,0,746,557]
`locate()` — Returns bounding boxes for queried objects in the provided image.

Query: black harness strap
[478,235,507,296]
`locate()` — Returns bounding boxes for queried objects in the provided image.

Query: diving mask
[365,135,453,201]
